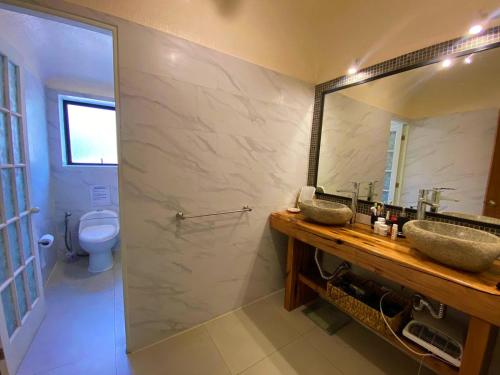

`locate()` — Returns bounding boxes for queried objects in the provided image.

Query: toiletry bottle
[385,210,392,236]
[375,217,385,235]
[379,224,388,236]
[370,205,378,228]
[397,208,409,237]
[391,224,398,240]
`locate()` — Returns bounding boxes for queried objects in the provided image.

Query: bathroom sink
[441,212,500,226]
[403,220,500,272]
[298,200,352,225]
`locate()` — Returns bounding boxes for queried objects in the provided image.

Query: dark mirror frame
[307,25,500,234]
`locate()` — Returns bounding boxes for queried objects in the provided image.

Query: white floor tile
[42,353,117,375]
[266,290,316,335]
[205,297,302,374]
[17,256,121,375]
[240,336,343,375]
[304,323,435,375]
[126,326,230,375]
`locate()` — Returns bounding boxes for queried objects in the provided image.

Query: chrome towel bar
[176,205,252,220]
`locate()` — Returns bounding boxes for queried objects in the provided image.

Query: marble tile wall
[318,92,499,215]
[45,88,119,254]
[0,35,57,283]
[117,21,313,350]
[21,0,314,351]
[400,108,498,213]
[317,93,391,198]
[24,70,57,283]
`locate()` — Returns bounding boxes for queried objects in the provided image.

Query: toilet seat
[80,224,117,243]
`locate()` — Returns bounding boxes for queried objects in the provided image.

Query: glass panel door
[0,52,46,375]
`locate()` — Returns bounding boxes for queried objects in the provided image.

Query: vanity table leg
[284,237,315,311]
[459,317,497,375]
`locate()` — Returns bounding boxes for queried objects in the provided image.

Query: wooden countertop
[270,211,500,325]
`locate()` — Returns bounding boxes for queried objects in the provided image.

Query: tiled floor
[17,252,125,375]
[17,256,435,375]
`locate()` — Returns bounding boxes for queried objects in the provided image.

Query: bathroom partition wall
[117,22,313,350]
[12,0,314,351]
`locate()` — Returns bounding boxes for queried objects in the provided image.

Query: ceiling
[0,8,114,97]
[63,0,500,83]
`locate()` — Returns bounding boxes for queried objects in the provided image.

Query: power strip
[402,320,462,367]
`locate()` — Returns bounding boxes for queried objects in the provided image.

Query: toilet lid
[80,225,117,243]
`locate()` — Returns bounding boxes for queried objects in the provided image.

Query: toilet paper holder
[38,234,54,247]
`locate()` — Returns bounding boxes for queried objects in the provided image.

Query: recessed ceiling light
[464,55,473,64]
[469,24,483,35]
[442,59,452,68]
[347,67,358,75]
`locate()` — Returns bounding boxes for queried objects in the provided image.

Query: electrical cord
[379,291,445,375]
[314,248,350,280]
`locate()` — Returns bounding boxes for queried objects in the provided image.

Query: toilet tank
[79,210,120,232]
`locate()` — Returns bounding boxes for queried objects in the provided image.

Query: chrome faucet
[417,189,438,220]
[365,181,378,202]
[429,188,459,213]
[417,188,458,219]
[337,182,360,224]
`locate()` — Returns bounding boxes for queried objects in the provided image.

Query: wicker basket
[325,271,410,338]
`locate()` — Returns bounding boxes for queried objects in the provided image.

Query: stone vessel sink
[298,200,352,225]
[404,220,500,272]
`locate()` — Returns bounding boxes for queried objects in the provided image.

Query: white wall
[318,93,392,199]
[319,94,499,214]
[115,20,313,350]
[45,88,119,254]
[24,70,56,283]
[400,109,499,213]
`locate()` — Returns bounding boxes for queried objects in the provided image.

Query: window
[62,99,117,165]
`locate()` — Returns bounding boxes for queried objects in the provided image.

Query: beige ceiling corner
[62,0,500,83]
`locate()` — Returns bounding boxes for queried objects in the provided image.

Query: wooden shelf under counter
[270,211,500,375]
[298,272,458,375]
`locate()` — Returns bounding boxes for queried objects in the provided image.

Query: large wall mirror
[311,27,500,226]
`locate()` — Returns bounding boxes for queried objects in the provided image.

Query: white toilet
[78,210,120,273]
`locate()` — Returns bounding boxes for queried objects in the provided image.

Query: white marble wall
[318,93,392,199]
[24,70,57,283]
[116,21,313,350]
[400,109,498,213]
[45,88,119,254]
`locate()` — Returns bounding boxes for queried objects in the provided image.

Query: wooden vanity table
[270,211,500,375]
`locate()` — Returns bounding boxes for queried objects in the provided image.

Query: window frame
[62,99,117,166]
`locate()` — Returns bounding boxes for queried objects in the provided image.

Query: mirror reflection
[317,46,500,221]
